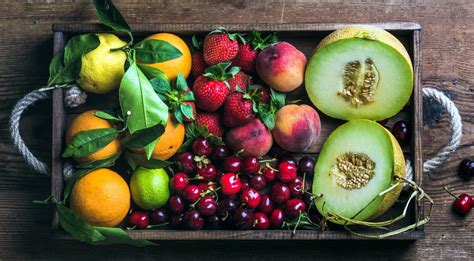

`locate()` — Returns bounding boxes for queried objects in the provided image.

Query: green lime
[130,167,170,210]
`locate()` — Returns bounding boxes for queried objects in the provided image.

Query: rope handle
[9,87,462,177]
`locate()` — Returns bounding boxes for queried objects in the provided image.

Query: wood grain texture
[0,0,472,260]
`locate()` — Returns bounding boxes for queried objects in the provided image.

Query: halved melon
[305,25,413,121]
[313,120,405,224]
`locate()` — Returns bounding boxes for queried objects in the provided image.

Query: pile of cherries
[129,136,319,230]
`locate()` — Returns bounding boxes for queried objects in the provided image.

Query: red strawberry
[191,52,205,78]
[232,42,258,74]
[203,31,239,65]
[223,91,256,128]
[196,112,224,137]
[192,63,239,112]
[227,71,250,92]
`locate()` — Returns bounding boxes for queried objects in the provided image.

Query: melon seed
[330,152,375,190]
[338,58,379,108]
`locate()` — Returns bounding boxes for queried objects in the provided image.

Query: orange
[65,110,121,163]
[139,33,192,81]
[131,113,185,161]
[69,168,130,227]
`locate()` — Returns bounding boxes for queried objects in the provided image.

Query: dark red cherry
[242,156,259,174]
[270,208,285,228]
[298,156,315,177]
[392,120,410,143]
[278,155,297,165]
[459,159,474,181]
[183,185,201,203]
[170,214,185,228]
[302,193,314,207]
[220,173,242,196]
[285,198,307,219]
[169,194,185,214]
[278,161,297,183]
[185,209,204,230]
[289,176,304,197]
[250,175,267,190]
[217,198,238,218]
[253,212,270,230]
[192,136,213,156]
[151,208,168,224]
[175,152,196,173]
[198,195,217,216]
[223,156,242,173]
[240,176,251,192]
[234,208,254,230]
[127,210,150,229]
[261,168,276,182]
[197,163,217,181]
[210,145,230,160]
[271,182,291,205]
[205,215,222,230]
[445,186,473,215]
[240,188,261,209]
[258,194,274,215]
[170,172,189,191]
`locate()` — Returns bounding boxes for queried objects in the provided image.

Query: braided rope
[9,90,50,175]
[421,87,463,173]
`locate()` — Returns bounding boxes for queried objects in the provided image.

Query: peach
[256,42,307,93]
[225,119,273,158]
[272,104,321,152]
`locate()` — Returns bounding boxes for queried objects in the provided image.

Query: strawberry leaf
[203,62,239,81]
[258,103,276,130]
[180,103,194,120]
[192,35,203,51]
[270,88,286,108]
[173,109,184,124]
[181,92,195,101]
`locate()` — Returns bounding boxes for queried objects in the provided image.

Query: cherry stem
[444,186,459,200]
[292,212,303,235]
[265,163,278,172]
[259,158,276,164]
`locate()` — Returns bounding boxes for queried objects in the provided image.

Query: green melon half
[305,25,413,121]
[313,119,405,225]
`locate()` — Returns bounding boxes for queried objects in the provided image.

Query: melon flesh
[313,120,395,224]
[305,32,413,121]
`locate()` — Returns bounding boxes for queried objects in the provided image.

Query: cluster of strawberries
[188,30,277,137]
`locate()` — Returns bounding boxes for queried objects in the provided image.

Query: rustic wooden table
[0,1,472,260]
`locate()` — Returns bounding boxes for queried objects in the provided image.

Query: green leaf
[175,72,188,92]
[180,104,194,120]
[93,227,156,246]
[135,39,182,63]
[119,61,169,143]
[75,152,121,169]
[149,76,172,94]
[191,35,202,51]
[122,124,165,149]
[94,111,123,122]
[173,108,184,124]
[124,151,172,169]
[62,128,118,158]
[64,34,100,64]
[181,92,195,101]
[93,0,131,34]
[177,139,193,153]
[137,64,166,79]
[47,34,100,87]
[55,203,105,243]
[270,88,286,108]
[208,135,225,146]
[258,103,276,130]
[203,62,239,81]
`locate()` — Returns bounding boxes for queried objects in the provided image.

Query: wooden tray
[50,22,424,240]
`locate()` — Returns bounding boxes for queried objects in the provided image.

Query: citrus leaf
[94,111,123,122]
[149,76,172,94]
[64,34,100,64]
[62,128,118,158]
[122,124,164,149]
[137,64,166,79]
[93,0,131,34]
[177,139,193,153]
[47,52,78,86]
[119,61,168,152]
[93,227,156,246]
[55,203,105,243]
[135,39,182,63]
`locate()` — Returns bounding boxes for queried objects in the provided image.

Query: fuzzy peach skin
[225,119,273,157]
[256,42,307,93]
[272,104,321,152]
